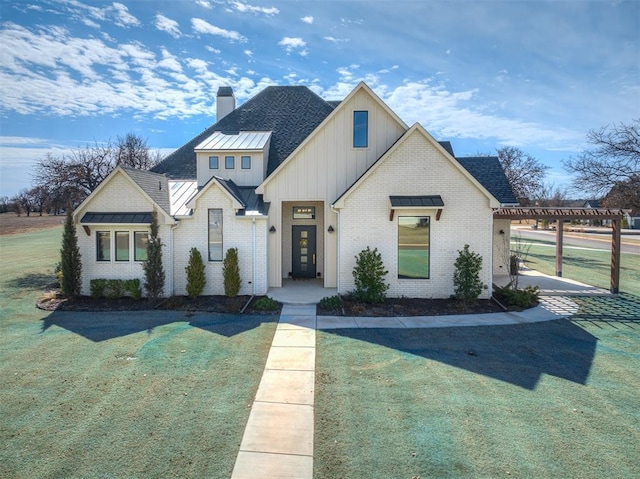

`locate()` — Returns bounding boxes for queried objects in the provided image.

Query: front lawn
[315,306,640,478]
[0,226,278,478]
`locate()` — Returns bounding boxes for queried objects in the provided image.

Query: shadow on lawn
[323,319,597,390]
[41,310,277,342]
[4,272,54,291]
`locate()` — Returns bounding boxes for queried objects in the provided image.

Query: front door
[292,225,317,278]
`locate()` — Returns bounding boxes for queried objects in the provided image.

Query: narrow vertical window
[353,110,368,148]
[97,231,111,261]
[115,231,130,261]
[225,155,235,169]
[241,155,251,169]
[134,231,149,261]
[208,209,223,261]
[398,216,430,279]
[209,156,219,169]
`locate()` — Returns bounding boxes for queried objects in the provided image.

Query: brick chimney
[216,86,235,121]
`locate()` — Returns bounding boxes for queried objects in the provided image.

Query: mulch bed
[317,297,506,317]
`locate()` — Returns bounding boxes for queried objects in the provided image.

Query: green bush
[90,279,108,298]
[493,283,540,308]
[143,210,165,299]
[60,207,82,298]
[453,244,484,304]
[90,278,141,300]
[185,247,206,298]
[319,295,343,310]
[253,296,279,311]
[352,247,389,304]
[124,279,141,300]
[223,247,241,297]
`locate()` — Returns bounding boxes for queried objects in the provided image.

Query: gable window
[241,155,251,169]
[208,209,223,261]
[353,110,368,148]
[97,231,111,262]
[398,216,430,279]
[115,231,130,261]
[225,155,235,169]
[134,231,149,261]
[209,156,219,169]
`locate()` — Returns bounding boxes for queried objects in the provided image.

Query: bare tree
[12,189,35,216]
[564,119,640,197]
[497,146,550,205]
[603,174,640,211]
[116,132,158,170]
[533,182,570,207]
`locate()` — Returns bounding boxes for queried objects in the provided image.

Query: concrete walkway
[233,270,606,478]
[230,304,317,479]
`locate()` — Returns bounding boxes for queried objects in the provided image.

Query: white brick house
[73,82,517,299]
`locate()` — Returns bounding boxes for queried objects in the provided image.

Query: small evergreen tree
[453,244,484,304]
[352,247,388,304]
[223,247,241,297]
[186,247,206,298]
[143,210,165,300]
[60,207,82,298]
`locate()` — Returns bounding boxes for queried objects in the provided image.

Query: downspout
[169,219,181,297]
[252,217,257,296]
[330,204,340,293]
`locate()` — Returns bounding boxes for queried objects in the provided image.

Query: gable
[334,123,500,209]
[256,82,408,202]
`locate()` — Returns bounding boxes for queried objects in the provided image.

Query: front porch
[267,279,337,305]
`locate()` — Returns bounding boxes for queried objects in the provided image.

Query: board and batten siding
[261,88,406,288]
[337,128,494,299]
[196,142,270,188]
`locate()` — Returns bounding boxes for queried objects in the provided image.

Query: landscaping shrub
[90,278,141,300]
[493,283,540,308]
[319,295,343,310]
[253,296,279,311]
[185,247,206,298]
[60,208,82,298]
[143,210,165,299]
[453,244,484,304]
[352,247,388,304]
[223,247,241,297]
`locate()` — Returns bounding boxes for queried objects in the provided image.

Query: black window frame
[209,155,219,169]
[225,155,235,169]
[353,110,368,148]
[241,155,251,169]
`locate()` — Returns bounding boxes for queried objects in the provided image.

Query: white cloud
[278,36,307,55]
[195,0,212,8]
[301,16,314,24]
[205,45,221,54]
[191,18,247,42]
[232,1,279,15]
[158,48,182,72]
[244,49,253,57]
[324,36,348,44]
[111,2,140,28]
[155,14,181,39]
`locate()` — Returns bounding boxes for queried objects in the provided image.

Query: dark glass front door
[292,225,316,278]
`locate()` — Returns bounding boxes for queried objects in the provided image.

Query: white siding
[262,88,406,287]
[74,171,173,297]
[337,129,494,299]
[196,138,271,187]
[173,184,268,296]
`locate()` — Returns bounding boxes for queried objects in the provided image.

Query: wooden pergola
[494,207,629,294]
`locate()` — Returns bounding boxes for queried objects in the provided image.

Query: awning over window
[389,196,444,221]
[80,212,153,224]
[389,195,444,208]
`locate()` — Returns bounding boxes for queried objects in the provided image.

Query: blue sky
[1,0,638,198]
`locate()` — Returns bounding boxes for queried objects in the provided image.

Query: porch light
[327,225,334,233]
[269,225,276,233]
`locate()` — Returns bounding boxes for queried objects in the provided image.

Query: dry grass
[0,213,64,236]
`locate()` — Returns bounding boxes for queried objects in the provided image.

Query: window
[115,231,130,261]
[97,231,111,261]
[208,209,223,261]
[241,155,251,169]
[134,231,149,261]
[209,156,219,169]
[225,155,235,169]
[398,216,430,279]
[353,110,368,148]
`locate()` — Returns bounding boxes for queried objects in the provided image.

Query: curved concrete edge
[316,296,579,329]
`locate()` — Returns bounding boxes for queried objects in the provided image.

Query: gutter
[330,204,341,293]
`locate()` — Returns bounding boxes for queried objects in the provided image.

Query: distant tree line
[7,132,162,216]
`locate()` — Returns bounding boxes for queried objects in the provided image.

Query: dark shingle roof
[121,167,171,214]
[152,86,336,180]
[438,141,454,156]
[455,157,518,205]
